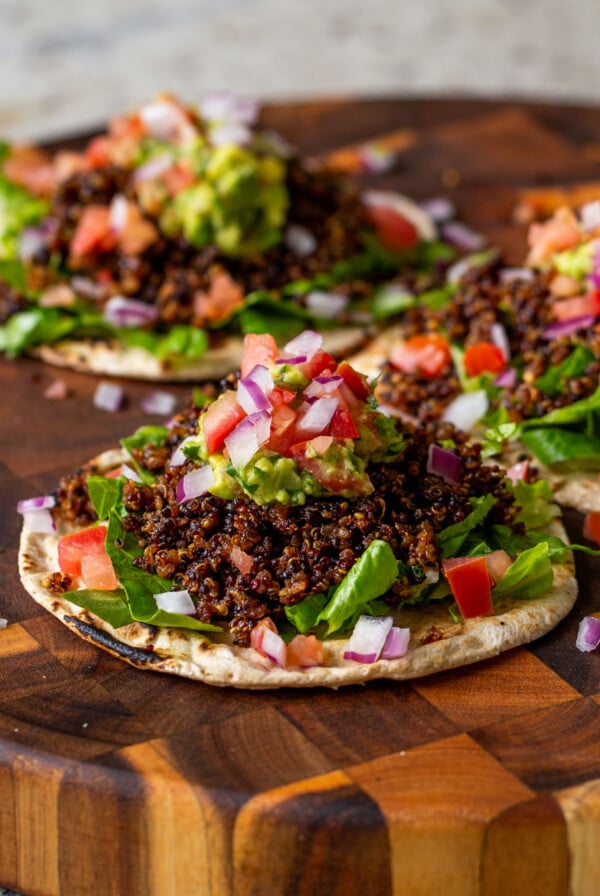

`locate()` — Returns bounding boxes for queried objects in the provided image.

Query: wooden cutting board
[2,97,600,896]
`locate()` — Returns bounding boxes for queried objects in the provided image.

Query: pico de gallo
[0,93,451,367]
[18,330,577,669]
[370,203,600,480]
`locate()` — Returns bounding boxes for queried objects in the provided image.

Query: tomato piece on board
[81,553,119,591]
[202,391,246,454]
[583,511,600,547]
[442,556,493,618]
[330,406,359,439]
[286,634,324,668]
[390,333,452,378]
[463,342,506,377]
[241,333,279,378]
[70,205,116,258]
[552,292,600,322]
[58,525,109,578]
[336,360,370,400]
[366,203,419,252]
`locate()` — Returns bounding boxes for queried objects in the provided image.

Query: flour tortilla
[17,451,577,689]
[348,329,600,515]
[30,326,369,382]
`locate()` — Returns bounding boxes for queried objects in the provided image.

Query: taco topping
[27,332,570,666]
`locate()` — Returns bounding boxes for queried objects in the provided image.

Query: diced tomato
[202,391,246,454]
[583,511,600,547]
[85,135,112,168]
[115,200,158,255]
[527,207,581,266]
[109,112,146,140]
[81,553,118,591]
[270,387,296,407]
[268,404,299,455]
[552,292,600,322]
[330,406,359,439]
[58,525,109,578]
[105,467,122,479]
[366,203,419,252]
[463,342,506,377]
[241,333,279,378]
[3,146,55,196]
[286,634,324,668]
[162,162,196,196]
[299,350,337,379]
[291,438,365,493]
[250,617,278,655]
[52,151,90,183]
[70,205,116,258]
[336,360,370,400]
[390,333,452,378]
[193,271,245,324]
[442,556,493,618]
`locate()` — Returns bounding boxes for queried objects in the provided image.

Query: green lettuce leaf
[284,592,329,633]
[492,542,554,602]
[65,588,135,629]
[87,475,123,521]
[535,345,595,397]
[437,494,495,558]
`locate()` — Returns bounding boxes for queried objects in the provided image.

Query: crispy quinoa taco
[17,330,580,688]
[0,93,449,380]
[348,203,600,514]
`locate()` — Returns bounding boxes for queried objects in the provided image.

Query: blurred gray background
[1,0,600,141]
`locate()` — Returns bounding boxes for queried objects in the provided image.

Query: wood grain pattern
[1,96,600,896]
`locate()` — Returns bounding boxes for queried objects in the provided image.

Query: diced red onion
[153,589,196,616]
[357,143,398,174]
[209,121,252,148]
[490,322,510,361]
[109,194,128,234]
[17,494,56,514]
[282,329,322,360]
[245,363,273,394]
[343,615,394,664]
[93,381,125,413]
[284,224,317,257]
[225,410,271,469]
[260,627,287,667]
[70,275,106,300]
[169,435,196,467]
[426,444,462,484]
[505,460,529,486]
[441,389,488,431]
[139,99,197,142]
[363,190,436,241]
[120,463,143,483]
[103,295,159,328]
[419,196,456,223]
[580,200,600,232]
[590,244,600,291]
[18,225,47,261]
[296,396,338,436]
[176,464,215,503]
[494,367,517,389]
[305,290,349,319]
[140,390,177,416]
[200,92,259,126]
[21,508,56,533]
[542,315,595,340]
[275,354,307,366]
[441,220,487,252]
[381,626,410,659]
[304,375,342,399]
[132,153,174,184]
[0,618,7,630]
[576,615,600,652]
[237,371,273,414]
[499,266,534,284]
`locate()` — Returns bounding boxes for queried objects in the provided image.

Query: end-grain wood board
[1,97,600,896]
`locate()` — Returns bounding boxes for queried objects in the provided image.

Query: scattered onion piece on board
[576,616,600,653]
[140,390,177,416]
[93,381,125,412]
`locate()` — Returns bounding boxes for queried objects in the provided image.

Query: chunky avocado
[553,241,594,281]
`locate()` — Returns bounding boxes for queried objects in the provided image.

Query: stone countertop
[1,0,600,142]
